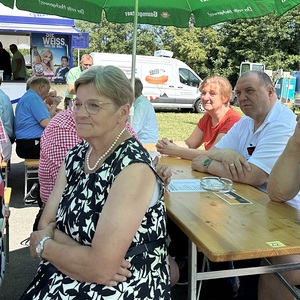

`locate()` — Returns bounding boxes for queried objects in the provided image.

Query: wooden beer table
[144,145,300,300]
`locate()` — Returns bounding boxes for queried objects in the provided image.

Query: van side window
[179,68,200,87]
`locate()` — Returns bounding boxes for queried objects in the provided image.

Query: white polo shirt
[215,101,299,209]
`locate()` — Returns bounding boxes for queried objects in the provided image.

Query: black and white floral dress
[21,137,171,300]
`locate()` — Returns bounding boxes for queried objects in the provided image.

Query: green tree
[75,15,161,58]
[74,7,300,85]
[219,6,300,84]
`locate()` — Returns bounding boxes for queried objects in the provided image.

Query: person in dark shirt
[0,42,12,81]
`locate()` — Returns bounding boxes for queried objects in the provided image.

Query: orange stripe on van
[146,96,160,101]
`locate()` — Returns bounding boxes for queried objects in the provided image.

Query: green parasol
[2,0,299,75]
[1,0,299,115]
[1,0,299,27]
[1,0,300,76]
[0,0,300,27]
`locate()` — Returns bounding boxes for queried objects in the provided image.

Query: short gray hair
[240,71,273,87]
[75,65,134,108]
[29,76,51,88]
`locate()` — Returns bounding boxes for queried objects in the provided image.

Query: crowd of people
[0,42,299,299]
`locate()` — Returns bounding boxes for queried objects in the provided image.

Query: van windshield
[179,68,200,87]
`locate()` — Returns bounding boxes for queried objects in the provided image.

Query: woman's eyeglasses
[73,100,113,115]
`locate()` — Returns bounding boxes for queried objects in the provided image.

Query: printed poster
[31,33,70,81]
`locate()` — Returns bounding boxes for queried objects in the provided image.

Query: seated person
[44,88,62,115]
[158,76,242,294]
[0,77,14,161]
[21,66,172,299]
[0,148,10,287]
[156,76,241,159]
[14,77,51,159]
[37,109,179,285]
[132,78,159,143]
[258,116,300,300]
[0,118,11,163]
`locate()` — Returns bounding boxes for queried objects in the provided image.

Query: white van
[90,51,204,112]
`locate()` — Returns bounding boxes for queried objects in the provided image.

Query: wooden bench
[24,159,39,198]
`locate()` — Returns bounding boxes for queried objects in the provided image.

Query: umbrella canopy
[1,0,300,27]
[1,0,299,122]
[2,0,299,81]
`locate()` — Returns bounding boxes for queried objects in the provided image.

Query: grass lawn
[156,107,244,141]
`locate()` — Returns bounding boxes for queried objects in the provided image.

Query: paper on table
[168,179,206,192]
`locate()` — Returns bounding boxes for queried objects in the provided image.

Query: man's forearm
[268,137,300,201]
[206,147,223,162]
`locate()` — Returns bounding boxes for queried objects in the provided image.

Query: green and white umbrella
[1,0,299,27]
[2,0,299,80]
[1,0,299,115]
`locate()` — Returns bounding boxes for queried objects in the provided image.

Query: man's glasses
[73,100,113,115]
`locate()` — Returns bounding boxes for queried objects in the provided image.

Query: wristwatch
[36,236,51,259]
[203,158,212,172]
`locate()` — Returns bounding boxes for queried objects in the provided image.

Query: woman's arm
[37,165,79,246]
[32,163,156,285]
[268,121,300,202]
[38,165,66,229]
[156,126,205,160]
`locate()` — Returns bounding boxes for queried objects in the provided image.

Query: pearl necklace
[86,128,126,171]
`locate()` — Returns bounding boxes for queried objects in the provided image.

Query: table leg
[263,258,300,299]
[188,240,197,300]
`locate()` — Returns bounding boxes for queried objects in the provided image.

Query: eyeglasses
[73,100,113,115]
[82,63,92,67]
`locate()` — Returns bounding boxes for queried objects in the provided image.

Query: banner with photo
[31,33,70,82]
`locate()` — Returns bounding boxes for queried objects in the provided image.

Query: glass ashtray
[200,176,233,193]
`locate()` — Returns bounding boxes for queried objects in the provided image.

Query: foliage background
[74,6,300,86]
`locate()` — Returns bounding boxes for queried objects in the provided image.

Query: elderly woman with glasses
[21,65,171,299]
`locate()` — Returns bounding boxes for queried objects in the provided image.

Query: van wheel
[194,99,205,113]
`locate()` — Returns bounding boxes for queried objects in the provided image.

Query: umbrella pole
[129,0,138,126]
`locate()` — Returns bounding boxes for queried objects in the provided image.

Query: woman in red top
[158,77,241,292]
[156,76,241,160]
